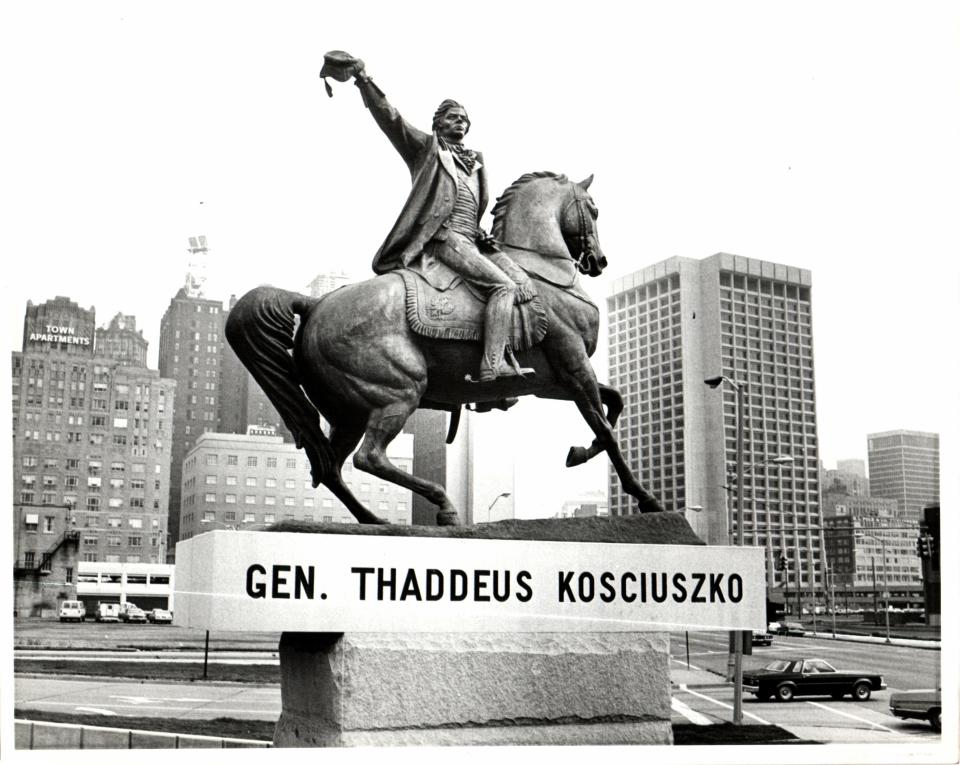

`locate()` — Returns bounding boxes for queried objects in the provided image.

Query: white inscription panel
[174,530,766,632]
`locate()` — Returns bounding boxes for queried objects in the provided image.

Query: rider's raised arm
[353,67,430,172]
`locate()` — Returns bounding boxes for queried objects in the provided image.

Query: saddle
[398,268,548,351]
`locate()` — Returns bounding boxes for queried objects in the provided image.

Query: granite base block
[274,631,673,747]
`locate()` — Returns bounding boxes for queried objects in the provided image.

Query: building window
[243,513,256,523]
[128,536,142,547]
[246,477,257,487]
[245,495,256,505]
[203,511,216,522]
[206,454,218,465]
[24,552,35,567]
[266,457,277,469]
[265,478,277,488]
[264,514,276,524]
[285,479,296,489]
[65,567,73,583]
[285,458,297,469]
[24,514,39,532]
[264,496,276,506]
[247,456,257,467]
[283,497,295,506]
[205,475,217,485]
[225,494,236,504]
[227,455,238,466]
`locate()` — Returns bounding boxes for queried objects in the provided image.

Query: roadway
[669,631,942,744]
[13,626,943,745]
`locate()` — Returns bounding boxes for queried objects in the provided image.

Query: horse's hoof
[565,446,588,467]
[436,510,460,526]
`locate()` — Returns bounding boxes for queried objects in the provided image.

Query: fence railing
[15,719,272,749]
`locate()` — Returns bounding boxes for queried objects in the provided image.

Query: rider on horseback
[324,51,535,383]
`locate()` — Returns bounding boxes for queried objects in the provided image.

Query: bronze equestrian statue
[225,53,664,525]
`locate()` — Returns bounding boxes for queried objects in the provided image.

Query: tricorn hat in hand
[320,50,364,96]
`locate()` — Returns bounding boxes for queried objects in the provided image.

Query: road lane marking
[74,706,116,715]
[678,684,771,725]
[670,657,703,671]
[671,697,713,725]
[804,700,896,732]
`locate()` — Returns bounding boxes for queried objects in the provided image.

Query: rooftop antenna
[185,235,209,298]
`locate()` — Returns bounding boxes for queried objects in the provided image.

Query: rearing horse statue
[225,172,664,525]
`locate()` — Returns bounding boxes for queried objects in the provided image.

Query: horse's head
[559,175,608,277]
[491,172,608,281]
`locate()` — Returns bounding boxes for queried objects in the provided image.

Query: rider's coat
[356,77,489,290]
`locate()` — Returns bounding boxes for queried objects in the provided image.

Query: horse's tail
[224,286,335,487]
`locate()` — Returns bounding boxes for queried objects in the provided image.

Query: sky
[2,1,958,516]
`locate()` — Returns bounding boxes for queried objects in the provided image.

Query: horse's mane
[490,171,568,239]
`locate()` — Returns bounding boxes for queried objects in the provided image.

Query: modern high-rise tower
[607,253,822,595]
[867,430,940,520]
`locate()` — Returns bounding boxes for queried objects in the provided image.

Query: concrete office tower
[867,430,940,520]
[178,431,413,540]
[13,297,174,581]
[157,287,226,555]
[96,313,149,367]
[608,253,822,594]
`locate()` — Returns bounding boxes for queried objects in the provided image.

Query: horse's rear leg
[354,401,461,526]
[322,417,387,525]
[565,383,623,467]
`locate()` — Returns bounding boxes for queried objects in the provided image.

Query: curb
[14,672,279,688]
[802,631,941,650]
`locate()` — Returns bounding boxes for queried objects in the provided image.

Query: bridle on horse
[497,182,606,277]
[562,184,607,277]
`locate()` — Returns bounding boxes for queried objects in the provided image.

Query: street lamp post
[859,531,891,644]
[486,492,511,523]
[704,375,745,726]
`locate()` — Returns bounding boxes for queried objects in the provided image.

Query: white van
[58,600,85,623]
[95,602,120,622]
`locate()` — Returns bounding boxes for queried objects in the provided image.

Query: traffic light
[917,533,934,559]
[776,551,788,571]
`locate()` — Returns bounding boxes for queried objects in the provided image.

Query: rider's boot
[474,288,535,383]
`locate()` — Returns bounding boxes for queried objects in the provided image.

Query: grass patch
[673,723,815,745]
[15,709,275,741]
[15,659,279,684]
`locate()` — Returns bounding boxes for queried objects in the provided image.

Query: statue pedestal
[274,631,672,747]
[173,513,766,747]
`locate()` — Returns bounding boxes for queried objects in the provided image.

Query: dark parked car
[743,658,886,702]
[773,621,805,636]
[751,631,773,647]
[890,689,941,731]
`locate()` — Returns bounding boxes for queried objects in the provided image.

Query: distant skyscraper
[836,458,866,478]
[96,313,148,367]
[608,253,822,594]
[867,430,940,520]
[158,286,226,555]
[306,271,351,298]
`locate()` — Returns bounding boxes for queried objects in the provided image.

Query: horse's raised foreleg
[565,383,623,467]
[354,401,461,526]
[553,355,663,513]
